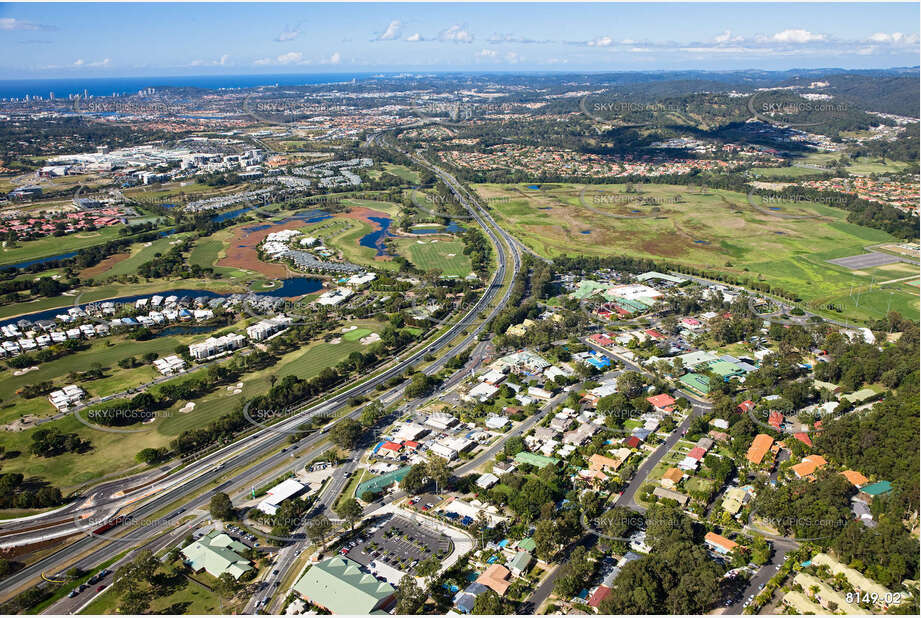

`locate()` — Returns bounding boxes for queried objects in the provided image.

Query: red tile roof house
[644,329,666,340]
[737,400,755,414]
[589,333,614,347]
[646,393,676,413]
[793,433,812,447]
[588,585,612,609]
[687,446,707,461]
[768,411,784,429]
[624,436,642,449]
[379,441,402,457]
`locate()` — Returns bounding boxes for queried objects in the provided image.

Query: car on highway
[97,585,107,592]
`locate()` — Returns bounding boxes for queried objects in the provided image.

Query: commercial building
[257,478,306,516]
[181,531,253,579]
[293,556,395,614]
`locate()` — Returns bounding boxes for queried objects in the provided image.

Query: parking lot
[342,514,452,576]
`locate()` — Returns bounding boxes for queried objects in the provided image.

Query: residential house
[704,531,738,555]
[475,564,512,596]
[660,468,684,489]
[653,487,689,507]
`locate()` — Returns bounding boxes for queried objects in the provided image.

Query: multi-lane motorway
[0,138,520,606]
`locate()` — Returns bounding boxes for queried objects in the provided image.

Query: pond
[359,216,395,256]
[0,277,323,329]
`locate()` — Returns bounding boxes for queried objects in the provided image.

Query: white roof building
[257,478,306,515]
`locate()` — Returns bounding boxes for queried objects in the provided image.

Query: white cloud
[406,32,422,42]
[587,36,613,47]
[328,52,341,64]
[476,48,497,58]
[88,58,111,67]
[276,26,301,42]
[73,59,84,66]
[867,32,919,45]
[376,20,402,41]
[439,24,473,43]
[253,57,272,65]
[714,30,743,44]
[0,17,56,31]
[504,51,521,63]
[276,52,303,65]
[769,29,826,43]
[219,54,230,66]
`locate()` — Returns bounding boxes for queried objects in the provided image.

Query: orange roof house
[704,531,739,555]
[841,470,869,487]
[661,468,684,488]
[793,432,812,447]
[791,455,828,479]
[588,453,622,473]
[476,564,512,596]
[746,434,775,465]
[647,393,676,411]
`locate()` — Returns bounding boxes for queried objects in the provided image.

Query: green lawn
[0,226,127,268]
[477,182,918,323]
[80,563,242,615]
[397,238,472,278]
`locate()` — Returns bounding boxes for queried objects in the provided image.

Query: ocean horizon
[0,72,401,100]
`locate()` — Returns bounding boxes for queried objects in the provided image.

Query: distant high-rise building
[49,92,55,100]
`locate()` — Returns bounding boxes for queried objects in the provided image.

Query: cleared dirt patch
[80,252,131,278]
[217,220,308,278]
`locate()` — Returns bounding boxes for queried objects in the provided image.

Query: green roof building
[858,481,892,502]
[706,360,746,380]
[355,465,412,499]
[514,451,560,469]
[181,531,253,579]
[679,373,711,395]
[517,537,537,552]
[508,550,533,576]
[571,280,609,300]
[294,556,395,614]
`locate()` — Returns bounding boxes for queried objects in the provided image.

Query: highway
[241,137,524,611]
[0,135,521,605]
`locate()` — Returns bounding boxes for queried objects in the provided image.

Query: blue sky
[1,2,918,77]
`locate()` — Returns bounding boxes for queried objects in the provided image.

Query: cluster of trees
[136,240,214,279]
[0,472,65,509]
[460,227,492,278]
[30,427,91,457]
[599,504,724,614]
[752,474,854,541]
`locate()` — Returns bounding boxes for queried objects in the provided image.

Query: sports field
[476,182,919,322]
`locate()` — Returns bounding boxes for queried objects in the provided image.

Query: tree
[416,555,440,581]
[359,400,386,428]
[400,464,429,494]
[336,498,363,530]
[426,453,451,492]
[329,419,363,449]
[617,371,645,398]
[472,589,506,614]
[305,515,333,547]
[215,572,241,598]
[209,492,234,521]
[394,575,426,614]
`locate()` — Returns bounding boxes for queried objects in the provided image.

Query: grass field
[396,238,473,278]
[0,226,127,268]
[477,182,918,323]
[0,318,385,487]
[97,233,195,278]
[80,562,240,615]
